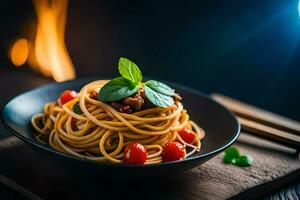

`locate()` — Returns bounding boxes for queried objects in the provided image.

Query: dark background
[1,0,300,120]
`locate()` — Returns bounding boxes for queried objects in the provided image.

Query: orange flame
[9,0,76,82]
[31,0,75,82]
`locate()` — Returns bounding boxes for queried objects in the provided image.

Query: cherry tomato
[59,90,78,105]
[162,142,186,162]
[123,142,147,164]
[178,128,196,144]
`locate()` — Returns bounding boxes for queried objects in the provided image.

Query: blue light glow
[298,0,300,17]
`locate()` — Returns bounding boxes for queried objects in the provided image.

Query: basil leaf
[234,155,253,167]
[144,85,174,107]
[98,77,138,102]
[145,80,175,96]
[223,146,240,164]
[73,102,82,114]
[118,57,142,84]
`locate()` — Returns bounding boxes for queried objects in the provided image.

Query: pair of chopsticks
[212,93,300,151]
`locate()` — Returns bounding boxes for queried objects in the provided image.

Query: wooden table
[0,69,299,200]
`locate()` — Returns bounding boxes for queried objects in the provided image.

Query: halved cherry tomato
[123,142,147,164]
[59,90,77,105]
[178,128,196,144]
[162,142,185,162]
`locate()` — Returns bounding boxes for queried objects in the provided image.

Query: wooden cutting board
[0,131,299,200]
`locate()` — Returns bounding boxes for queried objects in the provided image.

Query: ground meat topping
[108,88,181,113]
[90,91,98,100]
[109,102,133,114]
[123,89,145,110]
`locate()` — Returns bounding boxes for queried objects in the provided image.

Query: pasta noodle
[31,80,205,164]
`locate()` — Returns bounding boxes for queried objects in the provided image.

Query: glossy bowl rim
[1,78,241,168]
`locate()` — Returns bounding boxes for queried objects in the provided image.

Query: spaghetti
[32,80,205,164]
[31,80,205,164]
[31,58,205,165]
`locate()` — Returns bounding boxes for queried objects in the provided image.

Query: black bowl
[1,78,240,177]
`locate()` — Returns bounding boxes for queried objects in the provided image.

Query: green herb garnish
[223,147,253,167]
[144,80,175,96]
[73,102,82,114]
[98,77,138,102]
[144,84,174,107]
[98,57,176,107]
[118,57,142,84]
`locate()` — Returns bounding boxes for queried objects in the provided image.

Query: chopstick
[211,93,300,151]
[238,116,300,150]
[0,174,43,200]
[211,94,300,135]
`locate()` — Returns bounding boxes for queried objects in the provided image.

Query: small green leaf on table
[223,146,253,167]
[234,155,253,167]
